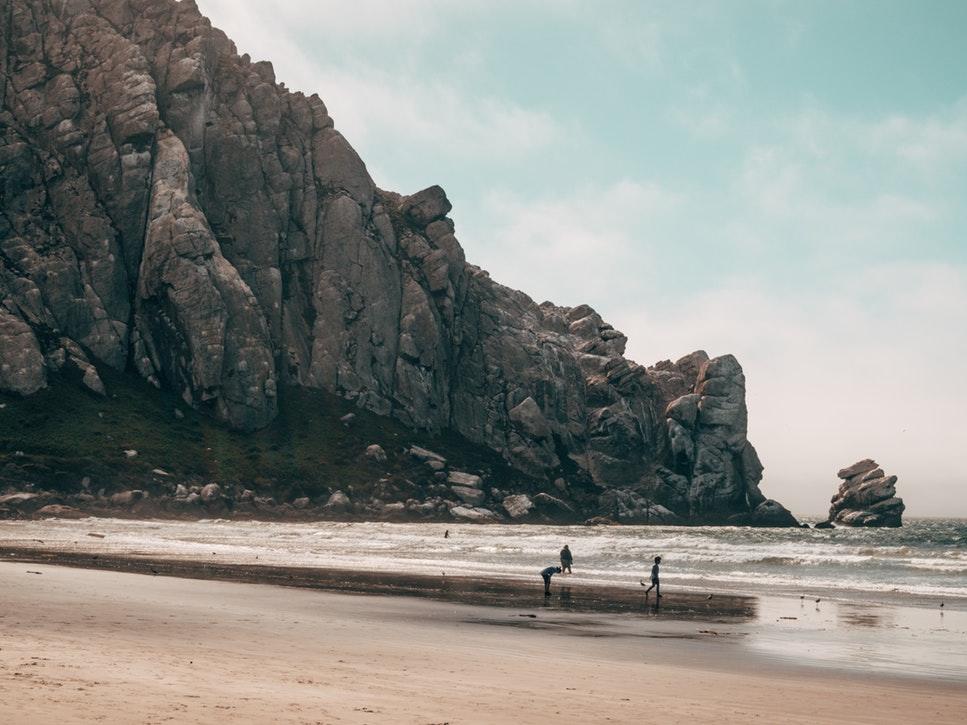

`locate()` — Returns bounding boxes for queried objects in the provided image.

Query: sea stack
[827,459,904,527]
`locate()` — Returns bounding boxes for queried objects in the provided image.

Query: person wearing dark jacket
[560,545,573,574]
[541,566,562,596]
[641,556,662,597]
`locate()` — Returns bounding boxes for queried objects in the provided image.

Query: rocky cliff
[0,0,794,524]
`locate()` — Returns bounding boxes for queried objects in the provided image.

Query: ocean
[2,517,964,606]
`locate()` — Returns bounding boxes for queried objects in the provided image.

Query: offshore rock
[829,459,904,527]
[0,0,790,524]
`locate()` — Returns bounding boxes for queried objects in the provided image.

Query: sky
[195,0,967,517]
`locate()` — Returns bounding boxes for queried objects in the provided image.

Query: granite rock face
[0,0,790,524]
[828,459,904,527]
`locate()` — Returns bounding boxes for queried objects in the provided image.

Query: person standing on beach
[560,545,573,574]
[541,566,562,596]
[641,556,662,598]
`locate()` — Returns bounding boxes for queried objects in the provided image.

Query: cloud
[312,67,566,164]
[198,0,453,45]
[734,143,938,245]
[195,0,567,180]
[669,106,732,139]
[867,100,967,168]
[466,180,683,304]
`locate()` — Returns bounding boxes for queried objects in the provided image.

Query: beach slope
[1,563,963,724]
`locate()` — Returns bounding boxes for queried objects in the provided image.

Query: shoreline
[4,542,966,685]
[1,516,962,611]
[1,544,756,620]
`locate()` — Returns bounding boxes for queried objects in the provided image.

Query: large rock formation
[0,0,793,524]
[827,459,904,527]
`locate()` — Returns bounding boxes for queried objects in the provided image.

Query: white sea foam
[2,517,965,603]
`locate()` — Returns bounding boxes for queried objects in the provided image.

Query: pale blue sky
[196,0,967,516]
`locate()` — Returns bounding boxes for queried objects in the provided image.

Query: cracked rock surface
[0,0,790,523]
[829,459,904,527]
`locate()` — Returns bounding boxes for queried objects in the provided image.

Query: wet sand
[2,559,966,724]
[0,544,755,620]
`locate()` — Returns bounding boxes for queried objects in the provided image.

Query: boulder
[200,483,222,503]
[409,446,445,464]
[447,471,482,488]
[35,504,85,519]
[110,490,144,506]
[584,516,617,526]
[502,494,534,519]
[728,499,800,527]
[829,459,904,527]
[450,505,498,523]
[400,185,452,226]
[380,502,406,517]
[451,485,486,506]
[365,444,387,463]
[531,493,576,521]
[837,459,878,479]
[324,490,351,513]
[0,492,42,509]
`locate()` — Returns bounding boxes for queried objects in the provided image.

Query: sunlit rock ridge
[0,0,794,524]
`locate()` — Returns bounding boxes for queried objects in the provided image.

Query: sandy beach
[1,560,965,724]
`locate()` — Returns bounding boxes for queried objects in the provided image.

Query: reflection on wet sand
[2,545,757,622]
[837,602,890,629]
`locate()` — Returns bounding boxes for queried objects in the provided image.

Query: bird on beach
[706,594,713,600]
[150,567,159,576]
[940,601,944,609]
[815,598,821,604]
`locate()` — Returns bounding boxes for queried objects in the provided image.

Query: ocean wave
[4,518,966,603]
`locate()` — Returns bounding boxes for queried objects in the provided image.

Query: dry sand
[2,563,965,724]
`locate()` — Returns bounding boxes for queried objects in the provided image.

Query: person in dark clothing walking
[560,544,573,574]
[541,566,562,596]
[641,556,662,597]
